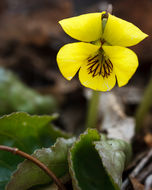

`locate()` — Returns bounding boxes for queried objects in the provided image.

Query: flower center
[87,52,113,78]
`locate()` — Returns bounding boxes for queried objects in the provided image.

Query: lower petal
[57,42,99,80]
[79,62,116,91]
[103,45,138,87]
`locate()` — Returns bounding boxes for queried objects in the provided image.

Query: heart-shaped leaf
[94,135,132,189]
[69,129,131,190]
[0,112,69,190]
[6,137,75,190]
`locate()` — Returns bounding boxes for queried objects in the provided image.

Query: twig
[122,149,152,190]
[130,149,152,177]
[138,162,152,182]
[0,145,66,190]
[145,174,152,190]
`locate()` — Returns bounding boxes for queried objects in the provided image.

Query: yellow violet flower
[57,12,148,91]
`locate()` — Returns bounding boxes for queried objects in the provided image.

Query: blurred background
[0,0,151,135]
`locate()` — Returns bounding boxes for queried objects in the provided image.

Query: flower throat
[87,53,113,78]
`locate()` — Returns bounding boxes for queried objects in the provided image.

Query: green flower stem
[85,90,101,129]
[135,76,152,132]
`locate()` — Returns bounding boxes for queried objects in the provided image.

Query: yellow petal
[59,13,102,42]
[79,62,116,91]
[57,42,99,80]
[103,14,148,47]
[103,45,138,87]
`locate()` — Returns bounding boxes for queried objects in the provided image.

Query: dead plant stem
[0,145,67,190]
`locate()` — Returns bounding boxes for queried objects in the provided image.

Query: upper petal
[57,42,100,80]
[59,13,102,42]
[103,13,148,47]
[103,45,138,87]
[79,61,116,91]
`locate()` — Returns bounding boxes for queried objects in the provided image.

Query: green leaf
[0,67,57,115]
[69,129,111,190]
[0,112,57,153]
[6,137,75,190]
[69,129,131,190]
[0,112,70,190]
[94,135,132,189]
